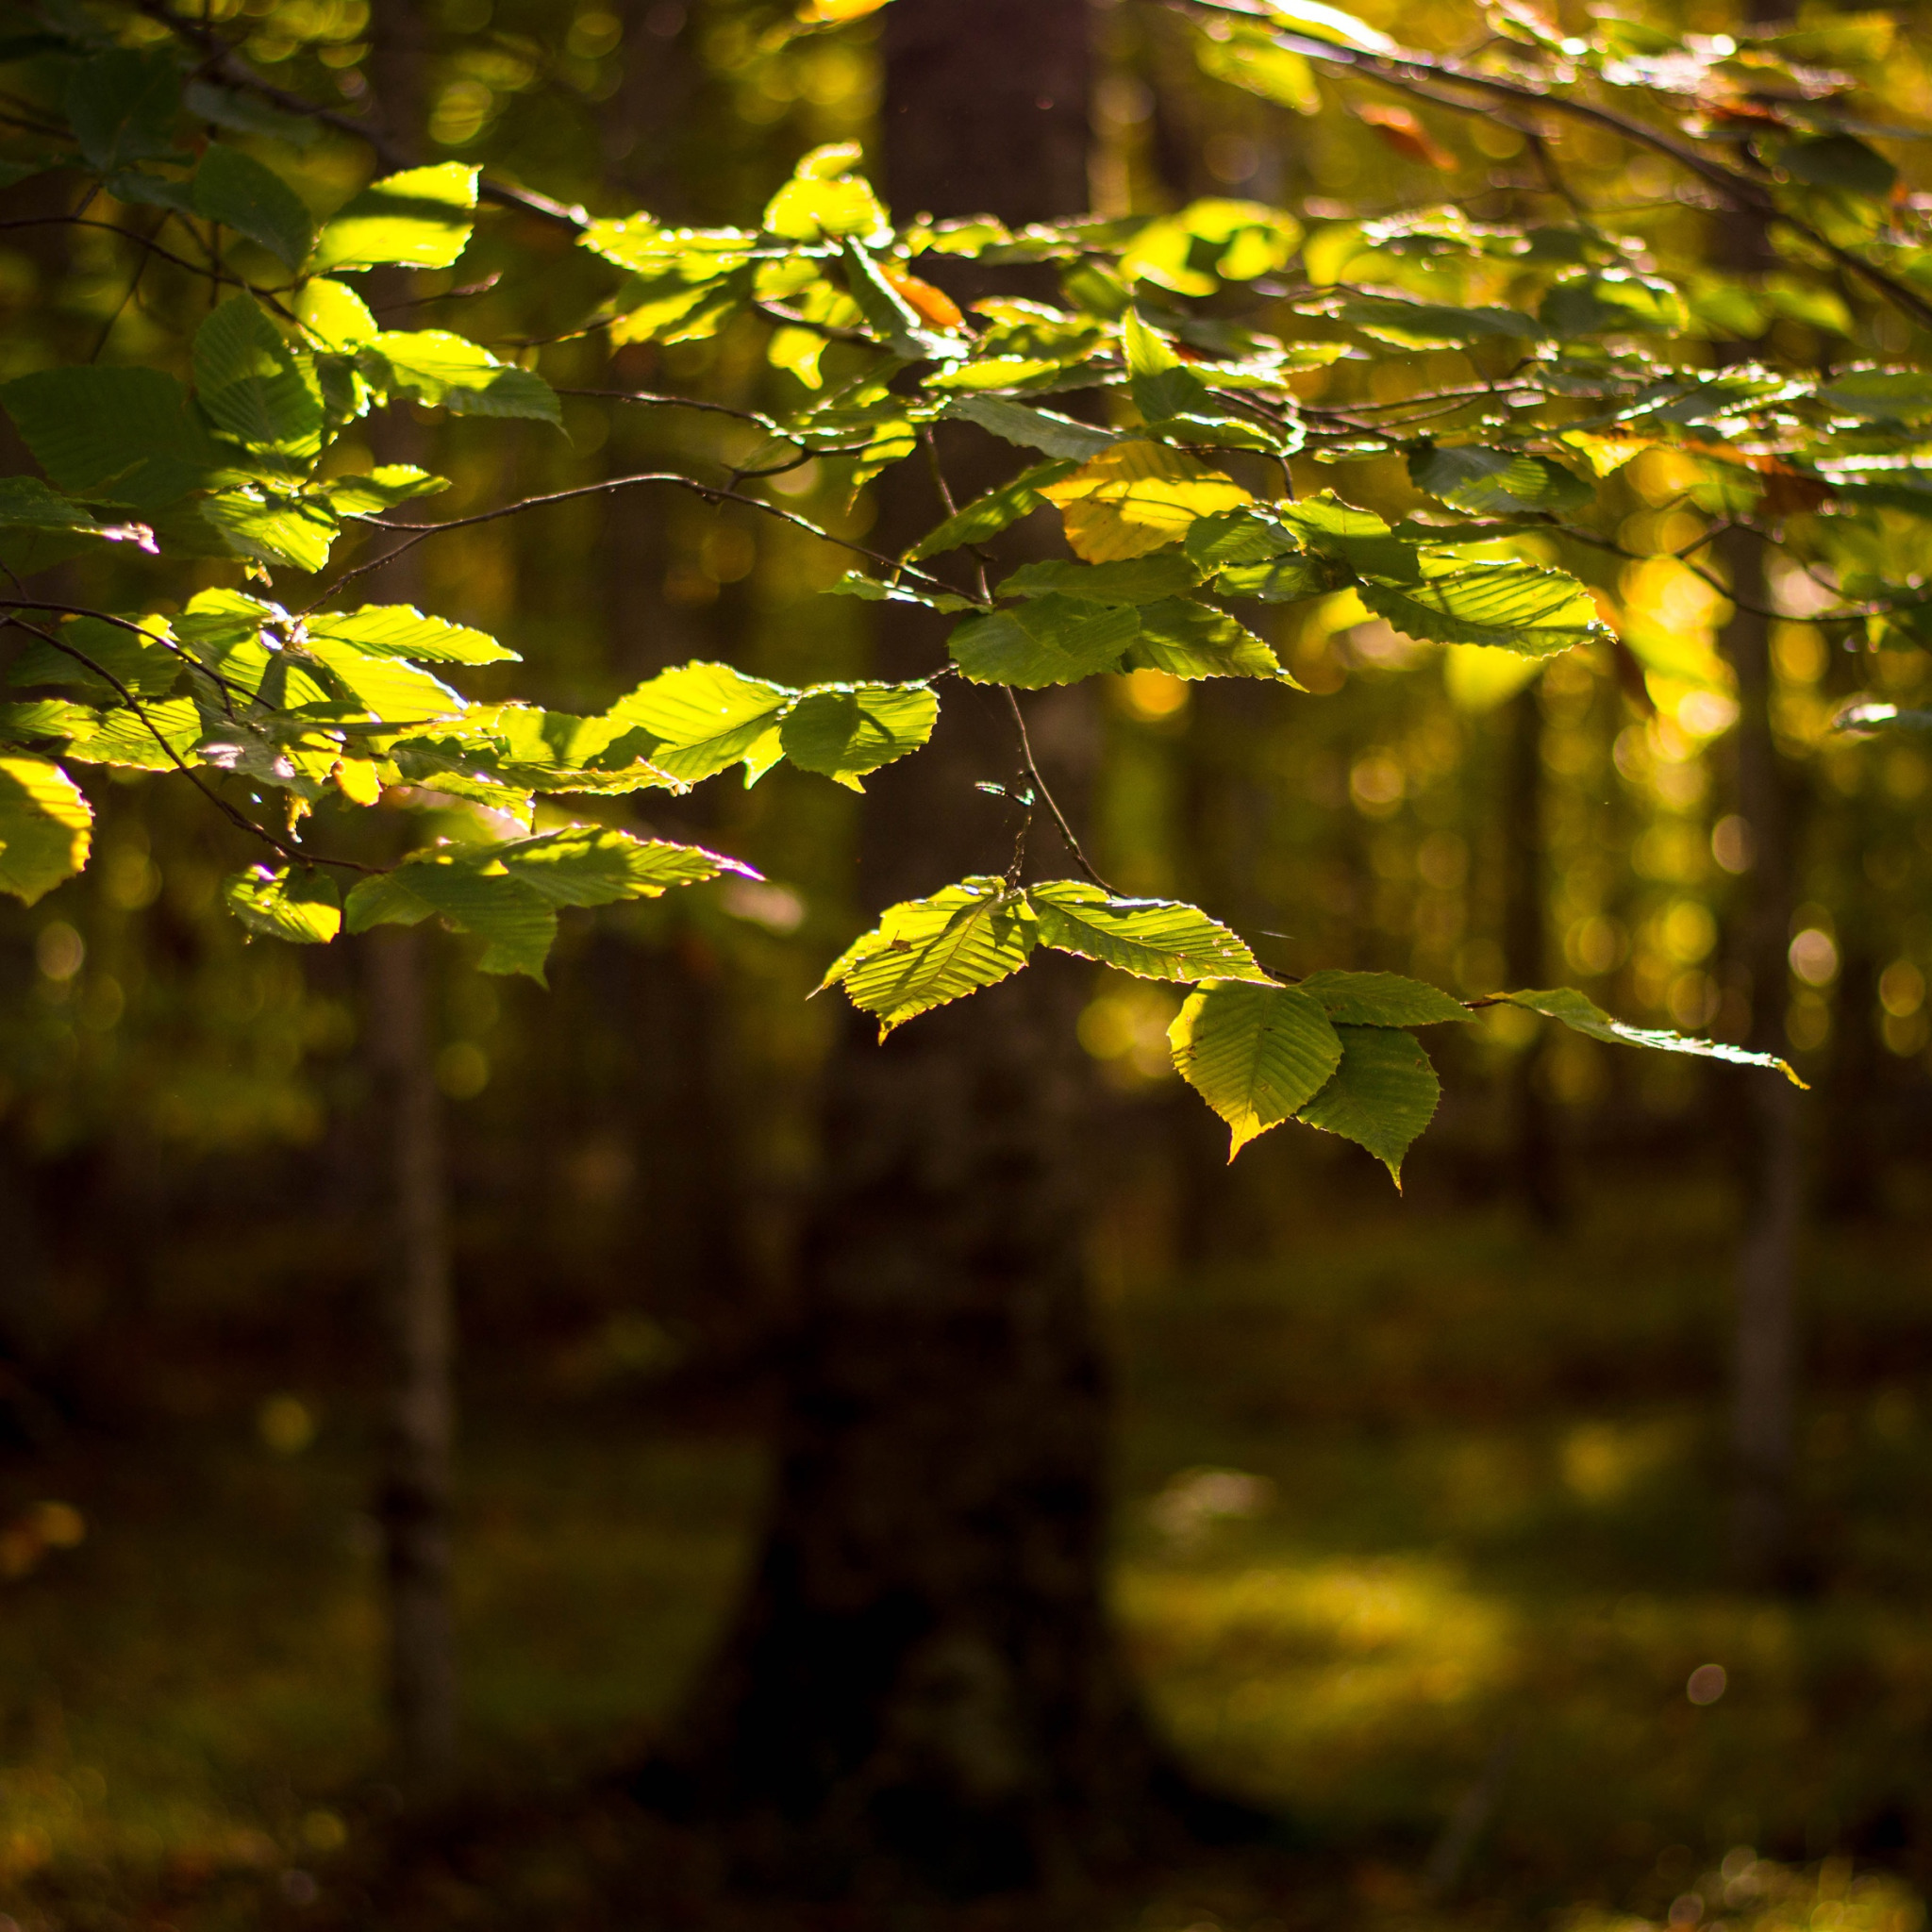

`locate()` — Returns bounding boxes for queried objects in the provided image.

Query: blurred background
[3,0,1932,1926]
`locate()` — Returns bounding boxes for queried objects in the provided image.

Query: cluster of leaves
[11,0,1913,1177]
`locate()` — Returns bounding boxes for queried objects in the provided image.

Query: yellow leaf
[331,757,384,806]
[1039,441,1251,562]
[798,0,891,20]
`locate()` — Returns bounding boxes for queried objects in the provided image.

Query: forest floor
[2,1170,1930,1931]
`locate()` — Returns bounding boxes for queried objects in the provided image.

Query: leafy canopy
[3,0,1880,1169]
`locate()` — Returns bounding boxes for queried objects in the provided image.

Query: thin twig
[309,469,957,608]
[1001,687,1113,891]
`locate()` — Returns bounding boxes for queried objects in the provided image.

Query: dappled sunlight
[1118,1545,1517,1808]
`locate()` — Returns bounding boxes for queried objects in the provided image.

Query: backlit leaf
[1124,597,1289,681]
[1359,561,1608,655]
[350,849,558,981]
[820,876,1039,1035]
[948,596,1139,686]
[193,298,325,458]
[998,554,1203,605]
[9,614,180,700]
[0,758,92,905]
[305,606,515,665]
[1407,444,1594,517]
[313,163,478,274]
[1040,441,1250,562]
[224,865,341,943]
[1028,882,1272,982]
[1299,969,1473,1026]
[604,661,792,783]
[492,826,757,905]
[1502,987,1805,1085]
[1296,1024,1441,1186]
[778,682,940,788]
[361,331,560,425]
[1168,981,1343,1158]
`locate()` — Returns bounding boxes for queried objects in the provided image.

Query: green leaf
[296,638,462,723]
[1501,987,1806,1085]
[313,162,478,274]
[67,49,181,174]
[199,490,338,575]
[1819,370,1932,422]
[948,596,1139,687]
[1040,441,1252,562]
[351,849,558,981]
[764,160,891,244]
[604,661,792,783]
[819,876,1038,1036]
[1407,445,1594,517]
[318,467,449,515]
[1167,981,1343,1158]
[296,277,380,352]
[1359,561,1607,656]
[1197,32,1323,114]
[69,696,200,772]
[823,572,977,614]
[907,458,1078,560]
[1124,597,1289,682]
[2,367,222,508]
[305,606,515,665]
[0,700,95,746]
[839,238,930,356]
[1298,969,1473,1026]
[9,613,180,700]
[192,146,315,269]
[361,331,560,425]
[193,297,325,458]
[107,166,196,216]
[224,865,341,942]
[1333,295,1541,349]
[0,758,92,905]
[1028,881,1272,983]
[1215,553,1334,602]
[182,79,320,150]
[491,826,757,905]
[778,682,940,789]
[0,477,155,575]
[1296,1024,1440,1187]
[997,554,1203,605]
[947,395,1119,461]
[1124,309,1215,423]
[1540,272,1688,338]
[341,870,433,933]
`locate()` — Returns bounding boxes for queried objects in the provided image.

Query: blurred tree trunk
[363,924,458,1788]
[660,0,1213,1893]
[362,1,458,1789]
[1502,684,1564,1224]
[1717,526,1805,1590]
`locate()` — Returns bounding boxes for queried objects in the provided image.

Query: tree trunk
[360,0,458,1783]
[1502,684,1564,1225]
[1717,526,1804,1590]
[364,925,458,1790]
[658,0,1216,1894]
